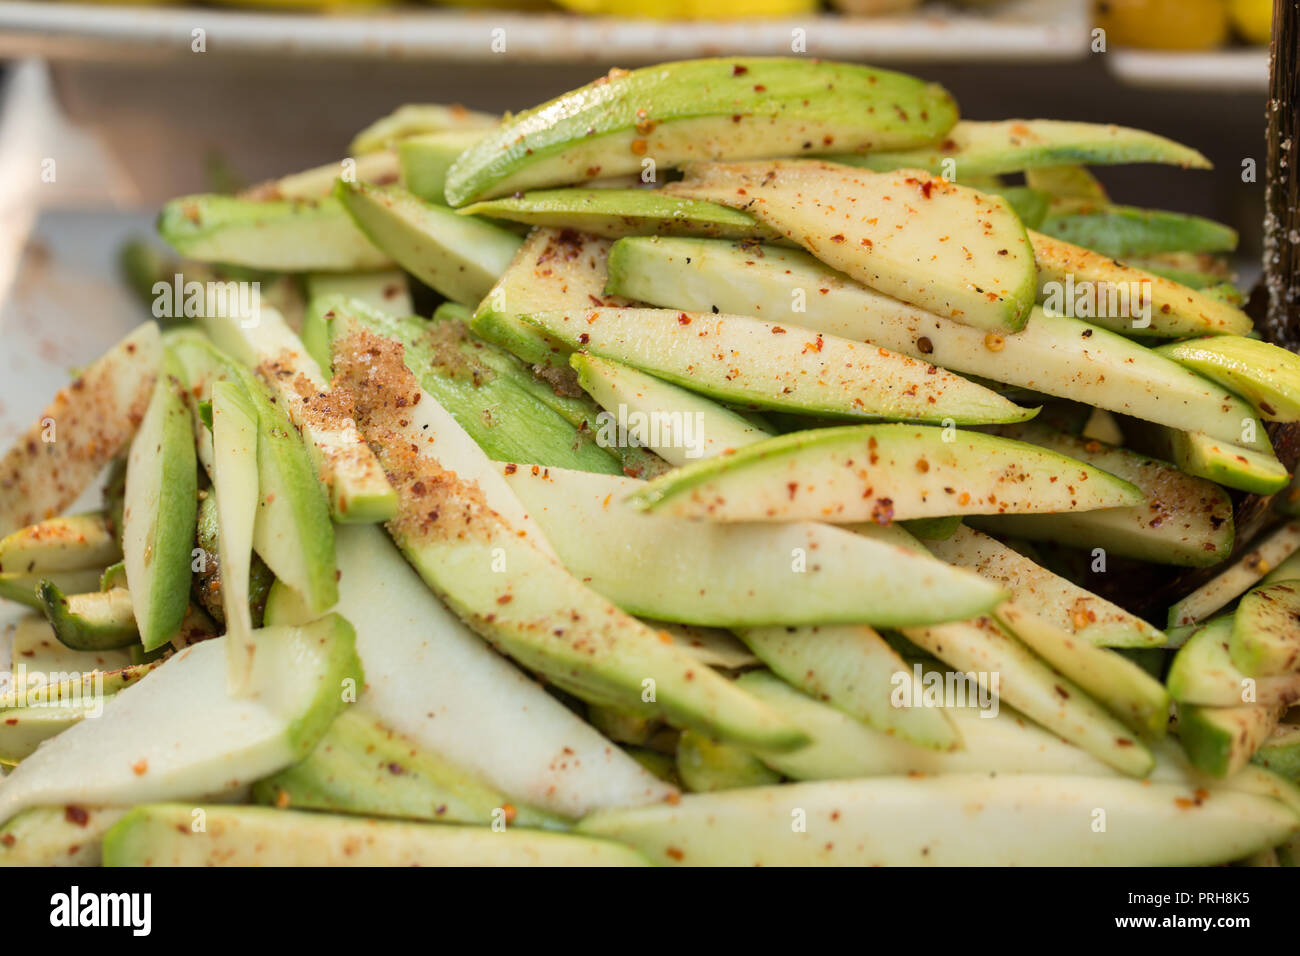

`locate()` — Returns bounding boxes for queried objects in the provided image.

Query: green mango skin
[445,58,958,205]
[1039,205,1238,259]
[157,195,392,272]
[460,188,780,240]
[837,119,1210,178]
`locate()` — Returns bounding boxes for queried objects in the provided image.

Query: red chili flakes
[871,498,894,525]
[732,64,749,75]
[830,234,846,244]
[64,806,89,826]
[677,313,692,325]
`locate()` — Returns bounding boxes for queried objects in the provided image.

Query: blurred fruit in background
[1095,0,1229,51]
[829,0,922,14]
[554,0,817,16]
[1095,0,1272,49]
[1229,0,1274,44]
[207,0,396,8]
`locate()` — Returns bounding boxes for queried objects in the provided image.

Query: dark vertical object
[1262,0,1300,350]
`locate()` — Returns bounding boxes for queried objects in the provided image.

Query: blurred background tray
[1106,47,1269,92]
[0,0,1090,64]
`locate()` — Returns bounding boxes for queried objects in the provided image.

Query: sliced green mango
[994,603,1170,737]
[208,381,260,691]
[572,353,770,466]
[1168,521,1300,627]
[399,129,492,203]
[839,119,1210,178]
[524,307,1032,426]
[928,525,1166,648]
[157,195,391,271]
[1231,582,1300,676]
[0,513,118,576]
[1038,204,1237,259]
[9,614,131,676]
[103,804,645,867]
[605,238,1261,449]
[445,58,957,205]
[901,615,1153,775]
[350,103,497,155]
[969,424,1235,567]
[667,160,1036,333]
[0,324,160,537]
[252,708,560,829]
[122,349,196,652]
[629,424,1143,524]
[265,151,401,202]
[323,297,624,476]
[1253,725,1300,782]
[169,332,338,616]
[1024,164,1109,201]
[0,806,128,866]
[328,315,806,754]
[303,270,412,323]
[0,569,102,610]
[1157,335,1300,423]
[204,304,397,524]
[502,465,1004,629]
[737,624,960,750]
[1031,229,1253,339]
[0,697,115,766]
[36,581,137,651]
[268,523,674,818]
[1168,616,1300,707]
[334,181,522,306]
[1178,702,1285,778]
[675,729,780,793]
[0,617,362,826]
[577,773,1294,866]
[739,669,1116,779]
[461,188,778,240]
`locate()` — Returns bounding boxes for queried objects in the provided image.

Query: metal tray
[0,0,1089,64]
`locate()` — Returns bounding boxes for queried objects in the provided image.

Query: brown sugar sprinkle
[330,327,509,549]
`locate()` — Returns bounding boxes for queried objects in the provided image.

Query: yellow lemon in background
[555,0,817,17]
[1229,0,1274,44]
[1096,0,1231,51]
[830,0,924,14]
